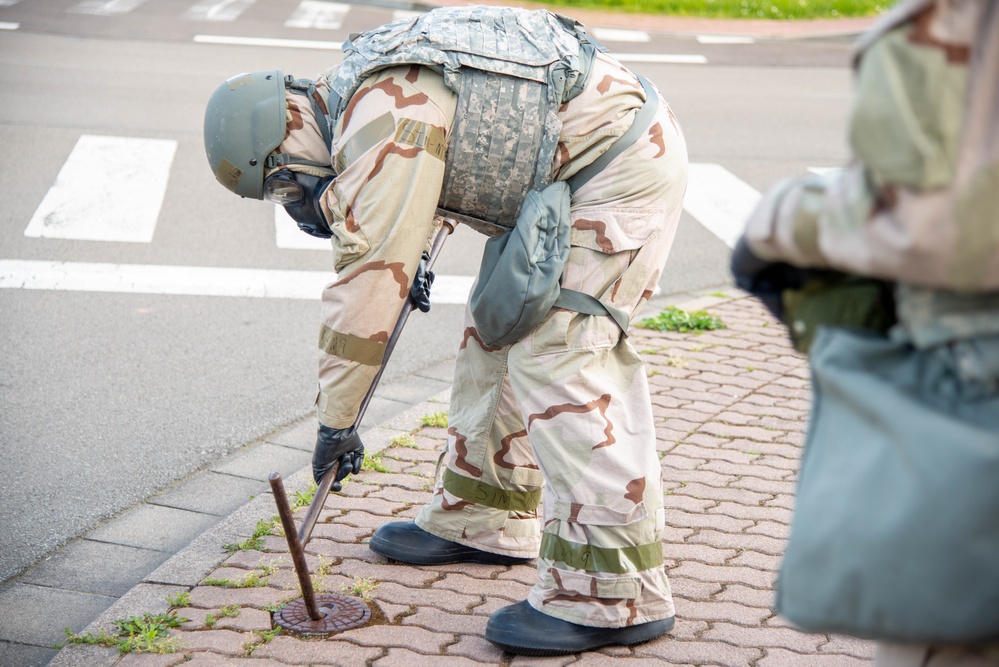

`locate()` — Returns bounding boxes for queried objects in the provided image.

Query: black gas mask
[263,170,334,239]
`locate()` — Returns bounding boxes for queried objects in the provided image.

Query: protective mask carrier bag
[468,75,659,348]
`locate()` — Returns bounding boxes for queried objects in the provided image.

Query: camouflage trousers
[416,95,688,628]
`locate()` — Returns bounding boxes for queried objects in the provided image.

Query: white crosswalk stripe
[275,206,333,250]
[11,142,781,297]
[591,28,650,43]
[67,0,149,16]
[284,1,350,29]
[183,0,256,22]
[23,135,177,243]
[684,162,761,248]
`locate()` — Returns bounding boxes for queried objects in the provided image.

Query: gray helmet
[204,70,287,200]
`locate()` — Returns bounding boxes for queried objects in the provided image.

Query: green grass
[540,0,884,19]
[59,612,189,655]
[420,411,449,428]
[639,306,726,333]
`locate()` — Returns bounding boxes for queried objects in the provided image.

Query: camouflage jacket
[743,0,999,294]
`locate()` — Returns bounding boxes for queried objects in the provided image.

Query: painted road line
[609,52,707,64]
[697,35,755,44]
[0,21,18,29]
[68,0,149,16]
[285,0,349,29]
[591,28,650,43]
[0,260,477,303]
[194,34,343,50]
[275,206,332,251]
[684,162,761,249]
[24,135,177,243]
[184,0,256,22]
[392,10,424,21]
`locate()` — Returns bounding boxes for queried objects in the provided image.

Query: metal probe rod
[269,472,323,621]
[296,221,455,547]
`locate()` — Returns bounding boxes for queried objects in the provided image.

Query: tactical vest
[326,6,602,236]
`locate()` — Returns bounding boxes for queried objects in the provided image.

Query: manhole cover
[273,593,372,637]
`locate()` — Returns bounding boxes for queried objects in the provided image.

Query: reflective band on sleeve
[443,468,541,512]
[336,112,396,173]
[394,119,447,162]
[318,324,386,366]
[539,533,664,574]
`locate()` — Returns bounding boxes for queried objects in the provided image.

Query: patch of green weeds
[292,482,318,510]
[639,307,726,333]
[361,451,390,473]
[165,591,190,608]
[223,517,281,553]
[204,605,240,629]
[203,571,268,588]
[59,612,189,655]
[341,577,378,601]
[390,434,418,449]
[419,411,449,428]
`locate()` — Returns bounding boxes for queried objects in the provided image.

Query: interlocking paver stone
[67,294,881,667]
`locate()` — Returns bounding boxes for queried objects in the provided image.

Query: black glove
[312,424,365,491]
[409,251,435,313]
[730,236,827,322]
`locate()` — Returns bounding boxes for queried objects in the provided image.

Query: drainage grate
[273,593,372,637]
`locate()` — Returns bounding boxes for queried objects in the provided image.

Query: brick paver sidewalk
[77,292,875,666]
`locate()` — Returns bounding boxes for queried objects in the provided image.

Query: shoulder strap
[555,288,631,334]
[554,74,660,337]
[566,75,659,192]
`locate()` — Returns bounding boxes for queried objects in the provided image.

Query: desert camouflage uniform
[742,1,999,663]
[309,48,687,627]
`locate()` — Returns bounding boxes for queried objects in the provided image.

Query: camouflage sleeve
[744,0,999,291]
[315,66,456,429]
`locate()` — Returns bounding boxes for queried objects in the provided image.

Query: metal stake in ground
[269,471,371,635]
[267,220,455,636]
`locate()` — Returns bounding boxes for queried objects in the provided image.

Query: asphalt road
[0,0,853,586]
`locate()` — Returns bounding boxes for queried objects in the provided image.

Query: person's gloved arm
[313,424,365,492]
[730,236,829,322]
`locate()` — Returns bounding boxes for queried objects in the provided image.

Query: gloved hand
[409,251,435,313]
[313,424,365,491]
[730,236,827,322]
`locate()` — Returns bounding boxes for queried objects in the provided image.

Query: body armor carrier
[326,6,602,236]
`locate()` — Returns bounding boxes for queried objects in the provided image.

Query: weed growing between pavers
[165,591,190,607]
[341,576,379,601]
[203,570,269,588]
[639,306,726,333]
[419,410,449,428]
[223,517,282,553]
[204,604,241,629]
[292,482,319,509]
[59,610,189,655]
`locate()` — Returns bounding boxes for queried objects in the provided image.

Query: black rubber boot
[369,521,532,566]
[485,600,674,656]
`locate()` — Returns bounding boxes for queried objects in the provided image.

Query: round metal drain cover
[273,594,372,637]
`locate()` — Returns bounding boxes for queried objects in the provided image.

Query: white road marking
[697,35,755,44]
[0,21,18,29]
[683,162,761,249]
[591,27,650,43]
[392,10,424,21]
[184,0,256,22]
[24,135,177,243]
[67,0,148,16]
[275,206,332,250]
[194,34,343,50]
[609,52,707,64]
[285,0,349,29]
[0,260,475,303]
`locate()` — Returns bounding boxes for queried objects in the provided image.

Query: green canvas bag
[777,326,999,643]
[468,75,657,348]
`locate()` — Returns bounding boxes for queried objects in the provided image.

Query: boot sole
[369,532,531,566]
[488,615,674,656]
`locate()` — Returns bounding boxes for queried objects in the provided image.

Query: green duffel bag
[777,326,999,643]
